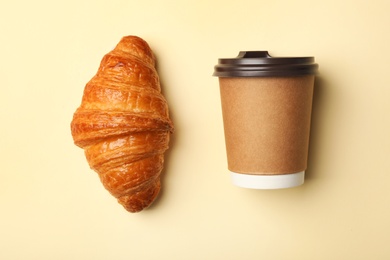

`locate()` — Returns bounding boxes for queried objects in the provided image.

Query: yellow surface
[1,0,389,259]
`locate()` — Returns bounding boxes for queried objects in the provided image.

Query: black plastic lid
[213,51,318,77]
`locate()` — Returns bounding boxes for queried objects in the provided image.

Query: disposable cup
[213,51,318,189]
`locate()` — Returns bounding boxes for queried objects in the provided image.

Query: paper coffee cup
[213,51,318,189]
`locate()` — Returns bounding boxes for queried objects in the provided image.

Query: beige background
[1,0,389,259]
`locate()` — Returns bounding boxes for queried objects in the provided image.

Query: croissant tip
[117,179,161,213]
[114,35,156,66]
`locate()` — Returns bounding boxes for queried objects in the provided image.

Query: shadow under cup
[213,51,318,189]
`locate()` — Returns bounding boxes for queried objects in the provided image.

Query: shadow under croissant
[142,56,178,212]
[142,113,178,212]
[143,128,176,211]
[128,47,177,212]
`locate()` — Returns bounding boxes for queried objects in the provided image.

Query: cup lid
[213,51,318,77]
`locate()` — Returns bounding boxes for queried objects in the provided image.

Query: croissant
[70,36,174,213]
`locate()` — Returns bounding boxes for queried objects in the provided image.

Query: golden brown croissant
[70,36,174,213]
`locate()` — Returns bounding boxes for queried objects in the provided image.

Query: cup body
[214,51,317,189]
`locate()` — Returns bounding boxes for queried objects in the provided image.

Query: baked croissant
[70,36,174,213]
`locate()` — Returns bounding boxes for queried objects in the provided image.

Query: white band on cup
[230,171,304,189]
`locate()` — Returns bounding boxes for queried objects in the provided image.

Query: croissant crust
[71,36,174,213]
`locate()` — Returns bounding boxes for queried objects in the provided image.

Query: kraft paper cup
[213,51,318,189]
